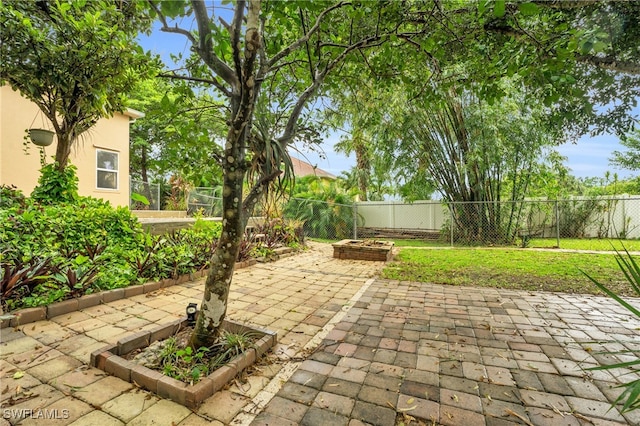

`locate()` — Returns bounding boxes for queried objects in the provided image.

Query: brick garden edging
[332,239,395,261]
[0,259,257,329]
[90,317,277,409]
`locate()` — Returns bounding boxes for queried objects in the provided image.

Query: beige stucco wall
[0,86,131,206]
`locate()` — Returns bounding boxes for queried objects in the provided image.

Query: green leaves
[1,1,154,169]
[131,192,150,206]
[518,2,538,16]
[31,163,79,204]
[610,129,640,172]
[158,0,190,18]
[493,0,506,18]
[127,78,225,188]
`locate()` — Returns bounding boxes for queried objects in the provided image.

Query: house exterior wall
[0,86,131,206]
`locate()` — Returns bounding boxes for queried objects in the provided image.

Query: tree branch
[149,1,196,45]
[577,55,640,75]
[157,72,232,96]
[191,0,239,87]
[299,8,316,82]
[242,169,282,220]
[277,33,391,145]
[230,0,245,81]
[267,1,350,68]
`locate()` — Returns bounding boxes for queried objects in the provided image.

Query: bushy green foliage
[31,163,79,204]
[0,185,27,209]
[1,196,143,260]
[1,194,144,309]
[0,192,304,312]
[283,176,360,240]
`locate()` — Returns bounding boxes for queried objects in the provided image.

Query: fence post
[353,203,358,240]
[555,199,560,248]
[449,203,454,247]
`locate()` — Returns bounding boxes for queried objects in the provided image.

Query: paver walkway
[2,242,639,425]
[1,243,380,425]
[252,278,640,426]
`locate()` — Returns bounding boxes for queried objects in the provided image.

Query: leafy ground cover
[127,326,261,385]
[382,247,638,296]
[0,185,302,312]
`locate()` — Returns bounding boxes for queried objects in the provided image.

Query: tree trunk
[187,181,244,348]
[353,129,370,201]
[140,146,153,207]
[54,132,72,171]
[188,0,263,349]
[188,124,247,348]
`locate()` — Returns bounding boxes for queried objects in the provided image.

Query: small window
[96,149,119,190]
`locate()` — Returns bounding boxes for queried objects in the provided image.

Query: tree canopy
[143,0,640,346]
[128,77,226,189]
[0,0,155,171]
[610,129,640,172]
[148,0,462,347]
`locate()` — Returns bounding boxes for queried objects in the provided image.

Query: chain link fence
[129,189,640,246]
[130,179,161,210]
[357,197,640,246]
[187,188,268,217]
[187,187,223,216]
[282,197,359,240]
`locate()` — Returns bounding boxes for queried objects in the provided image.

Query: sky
[137,20,638,182]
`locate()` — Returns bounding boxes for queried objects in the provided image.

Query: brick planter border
[332,239,395,261]
[1,260,257,329]
[90,317,277,409]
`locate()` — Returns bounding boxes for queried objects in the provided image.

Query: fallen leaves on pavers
[1,389,39,406]
[571,412,595,423]
[397,397,417,412]
[391,402,433,426]
[505,408,534,426]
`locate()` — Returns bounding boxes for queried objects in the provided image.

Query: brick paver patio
[1,242,639,425]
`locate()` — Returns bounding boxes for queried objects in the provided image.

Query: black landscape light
[186,303,198,326]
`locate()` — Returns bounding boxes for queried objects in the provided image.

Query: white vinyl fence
[356,196,640,243]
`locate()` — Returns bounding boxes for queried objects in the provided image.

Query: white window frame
[96,149,119,190]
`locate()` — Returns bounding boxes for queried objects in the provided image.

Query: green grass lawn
[310,236,640,251]
[382,247,637,296]
[376,238,447,247]
[528,238,640,251]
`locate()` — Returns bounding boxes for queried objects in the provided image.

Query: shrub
[1,255,56,311]
[254,217,302,248]
[0,195,147,310]
[283,178,360,240]
[0,189,286,311]
[31,163,79,204]
[0,196,145,259]
[0,185,26,209]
